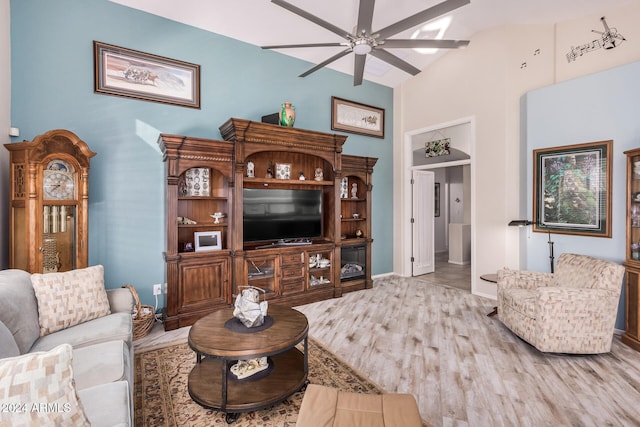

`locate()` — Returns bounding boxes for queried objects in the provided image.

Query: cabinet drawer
[282,252,303,266]
[281,279,304,295]
[282,265,304,280]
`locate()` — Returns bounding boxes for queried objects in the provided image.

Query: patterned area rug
[134,338,382,427]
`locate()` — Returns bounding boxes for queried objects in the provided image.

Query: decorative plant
[425,138,451,157]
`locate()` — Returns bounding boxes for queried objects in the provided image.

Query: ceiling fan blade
[381,39,470,49]
[357,0,376,35]
[354,53,366,86]
[299,49,352,77]
[271,0,351,40]
[375,0,470,40]
[262,42,345,49]
[369,49,421,76]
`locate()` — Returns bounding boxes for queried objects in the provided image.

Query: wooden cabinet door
[178,256,230,314]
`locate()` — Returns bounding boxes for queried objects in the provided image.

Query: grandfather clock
[4,129,96,273]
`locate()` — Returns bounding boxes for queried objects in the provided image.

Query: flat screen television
[243,188,322,243]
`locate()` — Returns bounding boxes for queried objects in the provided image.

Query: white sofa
[0,266,134,426]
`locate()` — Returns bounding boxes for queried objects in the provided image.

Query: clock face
[43,160,75,200]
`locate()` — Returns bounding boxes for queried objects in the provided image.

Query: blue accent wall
[10,0,393,307]
[524,60,640,329]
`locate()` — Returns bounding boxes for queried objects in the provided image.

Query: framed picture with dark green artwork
[533,140,612,237]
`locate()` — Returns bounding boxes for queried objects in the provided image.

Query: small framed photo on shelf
[194,231,222,251]
[275,163,291,180]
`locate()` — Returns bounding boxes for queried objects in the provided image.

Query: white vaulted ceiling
[111,0,634,87]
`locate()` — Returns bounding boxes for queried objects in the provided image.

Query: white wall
[394,2,640,299]
[433,168,447,252]
[0,0,10,269]
[448,166,464,223]
[524,60,640,329]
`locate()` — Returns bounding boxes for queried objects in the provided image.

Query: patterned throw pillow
[31,265,111,336]
[0,343,90,427]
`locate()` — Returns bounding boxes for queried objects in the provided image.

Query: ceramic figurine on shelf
[351,182,358,199]
[314,168,324,181]
[299,171,306,180]
[178,216,196,224]
[247,161,255,178]
[211,212,223,224]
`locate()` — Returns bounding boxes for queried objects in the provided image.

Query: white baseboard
[448,259,470,265]
[372,272,396,280]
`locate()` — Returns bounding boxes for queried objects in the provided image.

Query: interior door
[412,170,435,276]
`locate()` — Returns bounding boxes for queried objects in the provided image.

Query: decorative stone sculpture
[233,287,268,328]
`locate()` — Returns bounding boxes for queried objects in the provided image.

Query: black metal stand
[547,230,555,274]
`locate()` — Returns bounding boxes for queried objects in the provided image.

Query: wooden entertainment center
[159,118,377,330]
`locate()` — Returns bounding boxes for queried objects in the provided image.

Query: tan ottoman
[296,384,423,427]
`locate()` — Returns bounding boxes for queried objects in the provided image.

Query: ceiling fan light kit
[352,38,374,55]
[263,0,471,86]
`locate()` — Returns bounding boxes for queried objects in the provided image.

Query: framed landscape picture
[331,97,384,138]
[532,140,612,237]
[94,41,200,108]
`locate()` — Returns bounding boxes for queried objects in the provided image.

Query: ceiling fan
[262,0,471,86]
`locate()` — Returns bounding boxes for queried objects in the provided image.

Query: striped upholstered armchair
[497,253,625,354]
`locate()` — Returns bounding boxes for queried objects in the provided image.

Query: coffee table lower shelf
[188,347,307,414]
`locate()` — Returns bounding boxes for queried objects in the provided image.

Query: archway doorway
[402,117,475,292]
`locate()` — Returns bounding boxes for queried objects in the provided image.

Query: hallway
[414,251,471,292]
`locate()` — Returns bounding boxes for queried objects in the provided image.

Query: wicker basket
[123,284,155,340]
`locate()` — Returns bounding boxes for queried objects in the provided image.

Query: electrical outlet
[153,284,162,296]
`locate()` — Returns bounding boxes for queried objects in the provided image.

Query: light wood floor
[135,260,640,426]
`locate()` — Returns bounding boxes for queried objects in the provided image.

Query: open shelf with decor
[176,167,230,254]
[339,155,377,293]
[159,135,234,330]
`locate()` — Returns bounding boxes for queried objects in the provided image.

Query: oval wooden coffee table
[187,305,309,423]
